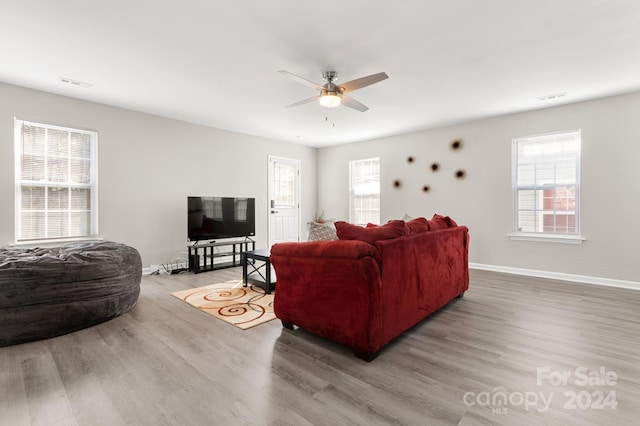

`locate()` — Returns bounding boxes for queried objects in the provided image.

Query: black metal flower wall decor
[450,138,463,151]
[395,137,466,192]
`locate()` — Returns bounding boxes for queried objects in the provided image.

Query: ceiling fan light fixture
[280,69,387,112]
[319,91,341,107]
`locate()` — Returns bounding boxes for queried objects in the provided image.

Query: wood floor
[1,268,639,426]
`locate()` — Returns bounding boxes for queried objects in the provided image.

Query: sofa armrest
[270,240,384,354]
[271,239,379,261]
[375,226,470,342]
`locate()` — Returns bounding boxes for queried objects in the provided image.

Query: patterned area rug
[171,280,275,329]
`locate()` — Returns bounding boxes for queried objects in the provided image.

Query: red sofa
[270,218,470,361]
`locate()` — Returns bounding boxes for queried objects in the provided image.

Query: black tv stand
[187,238,255,274]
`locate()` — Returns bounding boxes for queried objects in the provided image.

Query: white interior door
[268,156,301,247]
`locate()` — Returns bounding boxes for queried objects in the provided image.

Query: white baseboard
[469,263,640,291]
[142,266,158,275]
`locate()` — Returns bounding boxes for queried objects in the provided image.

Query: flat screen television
[188,197,256,241]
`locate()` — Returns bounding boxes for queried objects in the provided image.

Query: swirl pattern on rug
[171,280,275,329]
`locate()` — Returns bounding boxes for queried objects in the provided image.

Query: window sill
[508,233,585,244]
[11,236,103,248]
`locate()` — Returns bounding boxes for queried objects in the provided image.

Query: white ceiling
[2,1,640,148]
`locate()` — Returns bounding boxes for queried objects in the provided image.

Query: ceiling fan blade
[278,70,324,91]
[285,95,320,108]
[340,95,369,112]
[338,72,389,93]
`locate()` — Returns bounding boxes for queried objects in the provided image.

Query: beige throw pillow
[307,221,338,241]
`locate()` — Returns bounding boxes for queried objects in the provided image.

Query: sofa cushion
[335,220,405,245]
[404,217,430,234]
[370,217,430,235]
[307,221,337,241]
[428,214,458,230]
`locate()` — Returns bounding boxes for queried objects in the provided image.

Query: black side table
[242,249,276,294]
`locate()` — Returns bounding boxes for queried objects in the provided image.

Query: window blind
[16,120,98,241]
[513,131,580,235]
[349,158,380,226]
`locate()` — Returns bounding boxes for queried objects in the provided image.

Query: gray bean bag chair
[0,241,142,346]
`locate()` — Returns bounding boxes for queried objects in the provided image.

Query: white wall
[318,91,640,282]
[0,82,317,267]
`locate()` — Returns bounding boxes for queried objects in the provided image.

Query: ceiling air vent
[537,92,567,101]
[60,77,93,88]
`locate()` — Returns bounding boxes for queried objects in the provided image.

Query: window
[273,161,296,207]
[15,120,98,242]
[512,130,581,239]
[349,158,380,226]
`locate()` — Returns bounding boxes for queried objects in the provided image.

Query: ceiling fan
[279,69,389,112]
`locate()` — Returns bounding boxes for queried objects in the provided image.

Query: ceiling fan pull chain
[325,110,335,127]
